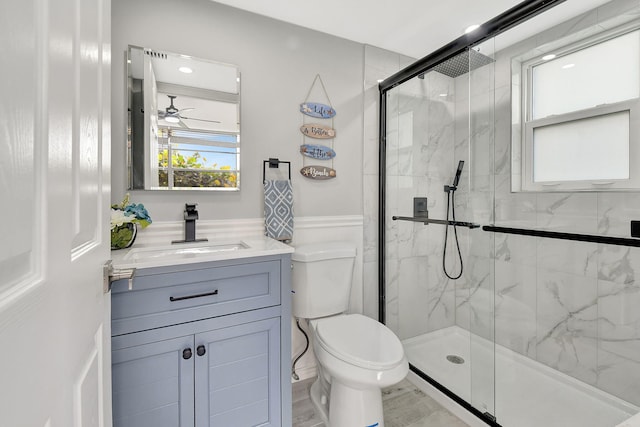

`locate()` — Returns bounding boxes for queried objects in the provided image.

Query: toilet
[292,242,408,427]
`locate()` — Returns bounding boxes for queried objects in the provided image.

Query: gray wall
[112,0,364,221]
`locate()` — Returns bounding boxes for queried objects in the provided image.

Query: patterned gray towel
[264,180,294,242]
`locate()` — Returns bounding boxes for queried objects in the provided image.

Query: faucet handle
[184,203,199,220]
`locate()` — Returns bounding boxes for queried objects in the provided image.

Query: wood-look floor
[292,378,470,427]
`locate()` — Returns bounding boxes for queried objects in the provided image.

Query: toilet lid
[314,314,405,370]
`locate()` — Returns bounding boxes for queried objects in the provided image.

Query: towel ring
[263,158,291,181]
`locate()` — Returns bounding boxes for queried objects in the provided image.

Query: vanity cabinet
[110,254,292,427]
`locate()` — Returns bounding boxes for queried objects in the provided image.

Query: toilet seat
[312,314,405,370]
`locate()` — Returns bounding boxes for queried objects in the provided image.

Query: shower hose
[443,189,464,280]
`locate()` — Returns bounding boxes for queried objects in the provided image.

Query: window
[156,127,240,190]
[520,27,640,191]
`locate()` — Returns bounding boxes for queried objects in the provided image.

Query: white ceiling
[212,0,614,59]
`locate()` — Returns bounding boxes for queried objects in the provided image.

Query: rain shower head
[431,49,495,78]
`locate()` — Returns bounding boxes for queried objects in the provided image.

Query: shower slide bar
[392,216,481,229]
[483,225,640,248]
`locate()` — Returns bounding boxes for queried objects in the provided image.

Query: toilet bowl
[291,242,408,427]
[309,314,408,427]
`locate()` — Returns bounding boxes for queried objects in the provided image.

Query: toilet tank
[291,242,356,319]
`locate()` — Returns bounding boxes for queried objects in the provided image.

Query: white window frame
[156,126,240,191]
[520,25,640,192]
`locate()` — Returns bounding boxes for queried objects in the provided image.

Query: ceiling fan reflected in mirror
[158,95,221,127]
[160,95,187,124]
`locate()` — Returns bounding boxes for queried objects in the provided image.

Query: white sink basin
[124,241,249,262]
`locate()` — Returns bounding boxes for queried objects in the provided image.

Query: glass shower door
[383,45,497,423]
[465,39,497,420]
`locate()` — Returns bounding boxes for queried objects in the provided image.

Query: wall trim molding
[295,215,364,229]
[134,215,364,245]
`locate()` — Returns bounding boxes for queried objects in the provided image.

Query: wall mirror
[127,45,240,191]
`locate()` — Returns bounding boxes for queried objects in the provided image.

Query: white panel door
[0,0,112,426]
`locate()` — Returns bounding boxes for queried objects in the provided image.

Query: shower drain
[446,355,465,364]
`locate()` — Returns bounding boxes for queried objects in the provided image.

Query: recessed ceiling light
[439,93,448,97]
[165,116,180,123]
[178,66,193,74]
[542,54,556,61]
[127,59,131,64]
[562,63,575,69]
[464,24,480,34]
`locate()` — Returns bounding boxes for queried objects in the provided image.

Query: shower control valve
[413,197,429,219]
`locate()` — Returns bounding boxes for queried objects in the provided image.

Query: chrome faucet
[172,203,208,244]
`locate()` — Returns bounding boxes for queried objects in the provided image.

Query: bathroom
[2,0,640,426]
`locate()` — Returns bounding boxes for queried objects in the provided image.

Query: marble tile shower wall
[384,71,463,341]
[362,45,416,323]
[490,229,640,407]
[453,57,497,342]
[477,0,640,406]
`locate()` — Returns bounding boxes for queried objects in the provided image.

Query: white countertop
[110,235,294,270]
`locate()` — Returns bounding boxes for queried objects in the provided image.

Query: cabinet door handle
[197,345,206,357]
[169,289,219,302]
[182,348,193,360]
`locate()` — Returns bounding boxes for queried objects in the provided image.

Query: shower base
[403,326,638,427]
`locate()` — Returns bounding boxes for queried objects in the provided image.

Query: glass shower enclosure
[378,1,640,426]
[382,43,498,422]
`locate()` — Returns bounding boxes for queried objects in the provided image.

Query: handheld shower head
[452,160,464,188]
[444,160,464,193]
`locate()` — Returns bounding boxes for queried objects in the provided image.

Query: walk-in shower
[378,0,640,426]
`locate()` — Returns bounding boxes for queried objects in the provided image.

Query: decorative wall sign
[300,165,336,180]
[300,102,336,119]
[300,144,336,161]
[299,123,336,139]
[299,75,338,181]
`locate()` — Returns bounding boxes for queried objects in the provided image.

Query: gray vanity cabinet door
[112,334,195,427]
[194,317,281,427]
